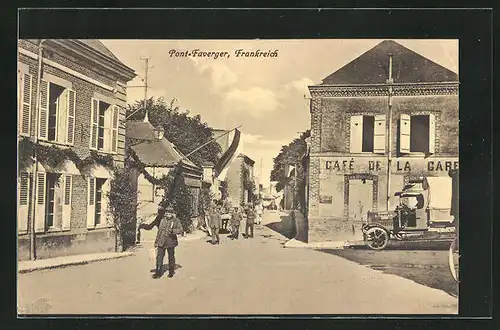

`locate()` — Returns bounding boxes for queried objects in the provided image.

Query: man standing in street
[209,206,221,244]
[244,203,255,238]
[138,204,183,279]
[230,206,242,239]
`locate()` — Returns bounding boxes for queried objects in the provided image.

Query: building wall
[17,40,133,260]
[307,90,459,242]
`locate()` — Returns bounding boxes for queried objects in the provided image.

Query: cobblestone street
[18,211,458,315]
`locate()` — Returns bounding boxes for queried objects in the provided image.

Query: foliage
[107,167,138,251]
[169,174,194,233]
[270,130,311,211]
[127,97,222,167]
[220,180,229,200]
[199,187,214,218]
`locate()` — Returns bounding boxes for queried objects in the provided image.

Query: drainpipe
[29,39,46,260]
[386,53,394,211]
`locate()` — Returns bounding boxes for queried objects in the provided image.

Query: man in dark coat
[244,203,256,238]
[139,205,183,279]
[230,206,242,239]
[209,206,221,244]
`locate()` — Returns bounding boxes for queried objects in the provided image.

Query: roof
[126,120,199,168]
[77,40,123,64]
[321,40,458,85]
[238,153,255,166]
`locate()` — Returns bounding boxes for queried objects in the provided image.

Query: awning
[427,176,452,210]
[39,160,80,175]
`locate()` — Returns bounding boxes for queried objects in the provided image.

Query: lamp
[153,125,164,140]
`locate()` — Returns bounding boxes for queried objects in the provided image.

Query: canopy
[426,176,453,222]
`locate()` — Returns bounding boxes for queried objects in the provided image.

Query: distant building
[306,40,459,243]
[126,119,203,226]
[17,39,136,261]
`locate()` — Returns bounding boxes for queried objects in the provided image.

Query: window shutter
[101,179,111,227]
[61,175,72,231]
[87,177,96,229]
[34,172,46,233]
[90,98,99,150]
[20,73,33,136]
[349,115,363,153]
[373,115,386,154]
[67,89,76,145]
[428,113,436,154]
[399,114,411,154]
[111,105,119,153]
[18,172,30,234]
[38,79,49,140]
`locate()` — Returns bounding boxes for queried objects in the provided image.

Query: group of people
[206,200,263,244]
[137,199,265,280]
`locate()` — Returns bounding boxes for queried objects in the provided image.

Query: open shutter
[101,179,111,226]
[399,114,411,154]
[20,73,33,136]
[38,79,49,140]
[87,177,96,229]
[18,172,30,233]
[67,89,76,145]
[90,98,99,149]
[34,172,46,233]
[349,115,363,153]
[61,175,72,231]
[373,115,386,154]
[111,105,119,153]
[428,113,436,154]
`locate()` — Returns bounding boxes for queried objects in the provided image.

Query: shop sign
[393,158,459,173]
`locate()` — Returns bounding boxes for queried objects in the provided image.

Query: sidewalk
[18,251,134,274]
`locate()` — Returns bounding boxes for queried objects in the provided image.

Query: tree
[127,97,222,167]
[270,130,311,210]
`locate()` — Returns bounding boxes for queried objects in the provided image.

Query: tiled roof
[321,40,458,85]
[126,120,198,168]
[77,39,123,63]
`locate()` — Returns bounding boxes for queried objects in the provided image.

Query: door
[348,179,374,222]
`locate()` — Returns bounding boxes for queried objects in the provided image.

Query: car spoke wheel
[364,226,389,250]
[449,237,459,282]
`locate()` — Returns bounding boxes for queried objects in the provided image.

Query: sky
[102,39,458,187]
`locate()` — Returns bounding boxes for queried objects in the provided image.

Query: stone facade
[225,154,255,206]
[17,39,136,260]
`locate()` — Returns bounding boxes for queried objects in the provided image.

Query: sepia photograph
[17,38,459,315]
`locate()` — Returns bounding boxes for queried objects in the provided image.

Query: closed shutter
[61,175,72,231]
[20,73,33,136]
[428,113,436,154]
[34,172,46,233]
[87,177,96,229]
[399,114,411,154]
[67,89,76,145]
[373,115,386,154]
[111,105,119,153]
[38,79,49,140]
[349,115,363,153]
[90,98,99,149]
[18,172,30,233]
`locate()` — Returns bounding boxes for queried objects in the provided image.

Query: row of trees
[270,130,310,211]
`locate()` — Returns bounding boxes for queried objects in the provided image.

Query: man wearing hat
[208,206,222,244]
[139,204,183,279]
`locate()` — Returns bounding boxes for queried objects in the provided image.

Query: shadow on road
[348,239,453,251]
[150,264,183,273]
[265,214,296,240]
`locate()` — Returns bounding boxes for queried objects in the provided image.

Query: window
[18,172,31,234]
[38,80,76,144]
[90,98,119,153]
[350,115,386,154]
[399,114,436,154]
[33,172,72,233]
[87,177,110,229]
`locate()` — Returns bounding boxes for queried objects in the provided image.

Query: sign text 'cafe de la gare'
[322,157,459,175]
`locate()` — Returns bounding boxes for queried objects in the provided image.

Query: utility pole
[140,57,151,122]
[386,53,394,211]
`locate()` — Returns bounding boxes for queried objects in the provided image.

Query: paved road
[18,211,457,315]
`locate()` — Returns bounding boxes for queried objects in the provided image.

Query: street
[18,211,458,315]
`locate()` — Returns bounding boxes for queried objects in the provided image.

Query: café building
[306,40,459,243]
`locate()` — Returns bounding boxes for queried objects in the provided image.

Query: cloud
[223,87,281,117]
[191,58,237,92]
[283,77,314,97]
[241,133,289,147]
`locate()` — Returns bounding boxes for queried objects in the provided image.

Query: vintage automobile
[361,175,457,250]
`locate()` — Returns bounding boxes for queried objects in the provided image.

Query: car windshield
[401,196,418,209]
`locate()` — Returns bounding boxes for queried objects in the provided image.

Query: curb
[18,252,134,274]
[284,238,352,250]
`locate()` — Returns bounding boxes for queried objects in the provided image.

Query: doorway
[348,178,374,222]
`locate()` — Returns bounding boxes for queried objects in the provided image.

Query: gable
[322,40,458,85]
